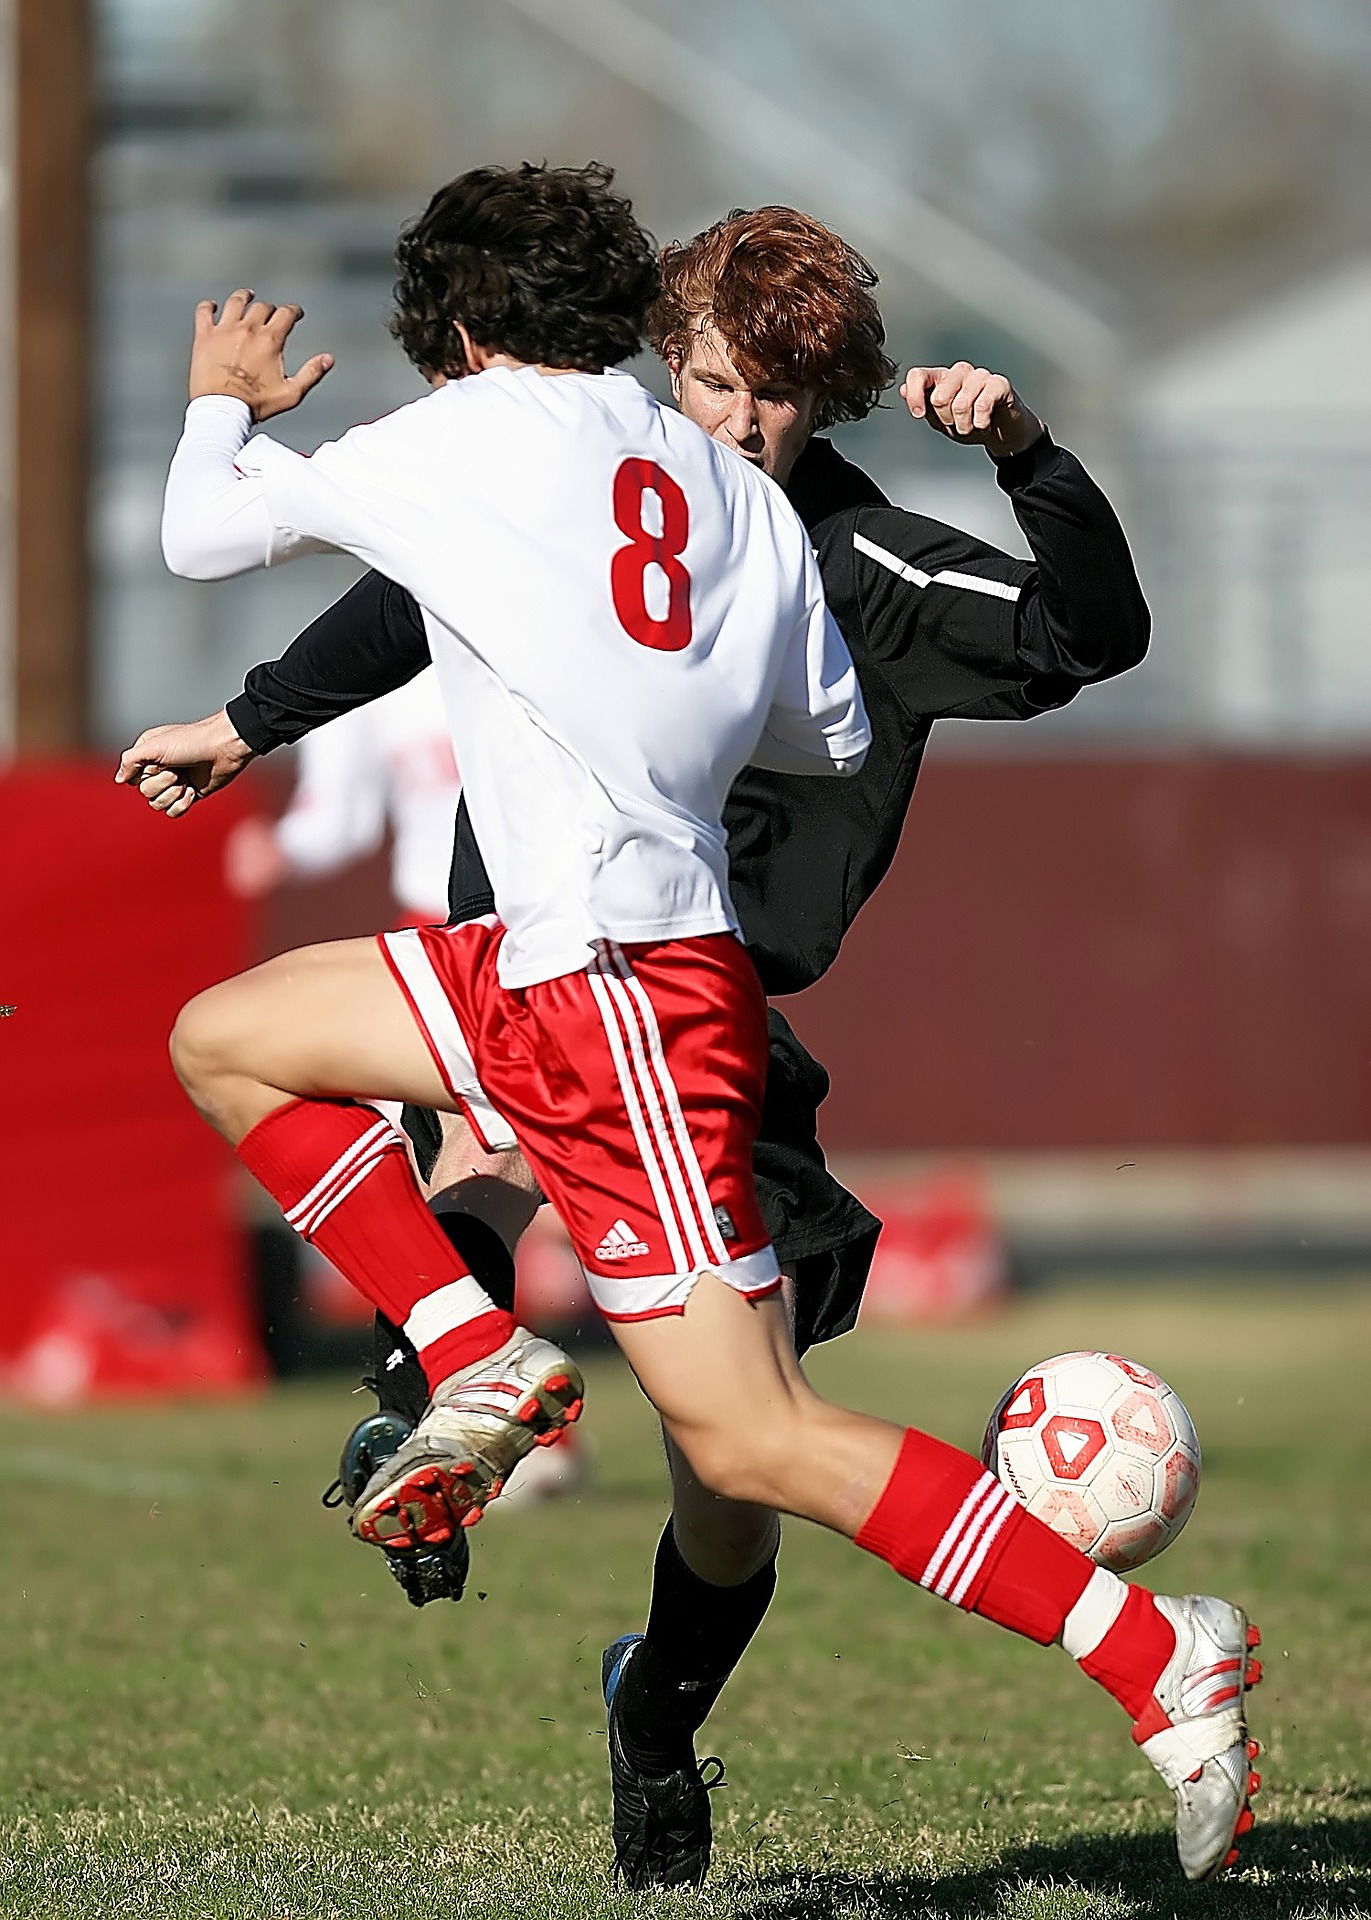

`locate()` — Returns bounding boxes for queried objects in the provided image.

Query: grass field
[0,1282,1368,1920]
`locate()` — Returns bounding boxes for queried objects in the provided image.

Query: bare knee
[670,1420,804,1512]
[169,984,236,1102]
[169,979,276,1137]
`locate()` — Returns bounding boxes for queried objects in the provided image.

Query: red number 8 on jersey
[610,458,693,652]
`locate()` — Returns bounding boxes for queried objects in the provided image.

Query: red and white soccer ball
[981,1352,1201,1572]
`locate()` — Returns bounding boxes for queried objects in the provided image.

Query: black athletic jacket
[227,431,1149,995]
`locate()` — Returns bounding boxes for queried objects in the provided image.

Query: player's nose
[728,394,762,444]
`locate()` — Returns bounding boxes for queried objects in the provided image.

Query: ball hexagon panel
[1098,1517,1168,1572]
[998,1375,1047,1430]
[1160,1445,1201,1526]
[1111,1387,1175,1456]
[1093,1455,1155,1521]
[1048,1355,1130,1410]
[1039,1412,1108,1482]
[1031,1485,1105,1556]
[1105,1354,1163,1389]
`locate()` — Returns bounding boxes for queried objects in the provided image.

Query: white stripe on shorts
[380,927,517,1150]
[584,1243,782,1321]
[586,962,692,1275]
[605,944,729,1267]
[594,957,712,1270]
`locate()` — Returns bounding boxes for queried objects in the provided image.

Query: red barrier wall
[0,765,263,1391]
[792,752,1371,1150]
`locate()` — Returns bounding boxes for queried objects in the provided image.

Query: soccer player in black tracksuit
[220,207,1149,1889]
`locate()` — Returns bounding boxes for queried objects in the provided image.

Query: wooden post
[12,0,91,753]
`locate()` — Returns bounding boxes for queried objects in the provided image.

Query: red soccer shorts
[378,919,782,1321]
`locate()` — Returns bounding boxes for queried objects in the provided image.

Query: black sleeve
[225,571,430,754]
[846,431,1150,722]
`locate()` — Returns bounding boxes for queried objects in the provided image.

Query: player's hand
[115,708,256,820]
[901,364,1044,458]
[188,290,334,422]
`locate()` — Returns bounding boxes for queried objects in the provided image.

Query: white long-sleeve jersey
[163,369,869,987]
[273,669,457,921]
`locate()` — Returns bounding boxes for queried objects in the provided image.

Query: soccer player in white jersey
[121,164,1261,1887]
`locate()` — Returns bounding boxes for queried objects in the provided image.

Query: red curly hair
[649,207,896,430]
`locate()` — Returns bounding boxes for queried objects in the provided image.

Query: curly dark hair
[390,161,659,378]
[650,207,897,430]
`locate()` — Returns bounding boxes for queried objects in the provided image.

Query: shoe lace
[698,1756,726,1793]
[320,1478,346,1510]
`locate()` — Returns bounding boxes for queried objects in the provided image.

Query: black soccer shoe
[324,1409,470,1609]
[601,1634,725,1891]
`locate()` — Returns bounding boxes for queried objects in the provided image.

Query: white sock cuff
[1060,1564,1129,1660]
[404,1275,499,1353]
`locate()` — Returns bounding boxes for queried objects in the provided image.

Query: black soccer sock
[368,1209,518,1424]
[613,1520,778,1776]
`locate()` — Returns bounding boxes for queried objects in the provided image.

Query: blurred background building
[4,0,1371,1391]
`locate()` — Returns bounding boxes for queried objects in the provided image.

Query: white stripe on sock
[294,1142,394,1238]
[922,1473,1002,1591]
[931,1483,1014,1599]
[404,1275,503,1354]
[946,1489,1018,1605]
[1060,1564,1129,1659]
[283,1118,394,1226]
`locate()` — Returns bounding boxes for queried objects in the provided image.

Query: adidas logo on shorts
[595,1218,650,1261]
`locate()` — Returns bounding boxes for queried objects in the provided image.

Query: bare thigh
[609,1272,902,1540]
[172,937,457,1141]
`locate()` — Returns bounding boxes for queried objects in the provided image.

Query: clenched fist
[115,709,256,819]
[902,363,1043,459]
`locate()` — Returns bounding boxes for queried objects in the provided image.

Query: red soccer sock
[237,1099,515,1386]
[1072,1580,1179,1722]
[855,1429,1176,1715]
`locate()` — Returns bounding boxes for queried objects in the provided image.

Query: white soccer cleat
[485,1423,589,1514]
[1132,1594,1264,1881]
[350,1328,584,1550]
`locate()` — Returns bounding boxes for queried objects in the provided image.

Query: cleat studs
[565,1397,584,1423]
[1246,1624,1262,1649]
[1246,1739,1261,1759]
[459,1506,483,1529]
[1236,1810,1255,1836]
[1224,1849,1240,1870]
[544,1373,572,1393]
[1245,1658,1264,1688]
[1248,1771,1262,1795]
[1186,1767,1204,1784]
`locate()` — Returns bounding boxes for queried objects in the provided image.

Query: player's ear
[665,349,684,402]
[452,322,483,377]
